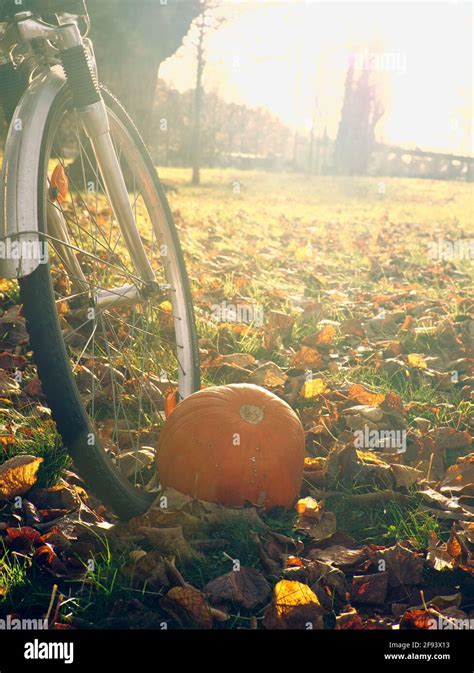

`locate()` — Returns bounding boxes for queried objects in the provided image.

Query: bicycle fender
[0,67,66,279]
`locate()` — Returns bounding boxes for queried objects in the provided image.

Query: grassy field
[0,169,472,629]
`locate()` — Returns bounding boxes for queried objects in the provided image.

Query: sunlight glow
[160,1,473,155]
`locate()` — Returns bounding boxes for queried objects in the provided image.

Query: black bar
[0,629,471,670]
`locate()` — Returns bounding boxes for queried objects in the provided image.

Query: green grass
[0,544,31,604]
[0,169,471,626]
[180,516,267,589]
[325,488,448,550]
[1,413,71,488]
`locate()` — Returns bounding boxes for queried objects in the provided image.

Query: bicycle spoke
[40,99,195,491]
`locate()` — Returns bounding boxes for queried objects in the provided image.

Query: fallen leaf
[432,428,472,451]
[348,383,385,407]
[248,362,287,387]
[335,607,364,629]
[441,454,474,493]
[301,378,328,398]
[291,346,323,369]
[446,524,462,560]
[205,567,271,610]
[164,389,178,418]
[340,318,365,339]
[351,572,388,605]
[390,464,423,489]
[138,526,201,562]
[29,486,81,511]
[121,551,171,590]
[264,580,323,629]
[371,544,424,587]
[302,324,336,347]
[296,497,321,518]
[0,455,43,499]
[0,370,20,396]
[407,353,427,369]
[160,586,213,628]
[295,510,337,542]
[400,609,438,630]
[308,545,368,571]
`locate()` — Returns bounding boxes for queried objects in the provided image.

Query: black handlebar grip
[0,1,86,21]
[60,44,101,108]
[31,0,86,15]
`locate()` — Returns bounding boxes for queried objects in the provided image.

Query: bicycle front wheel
[19,84,200,518]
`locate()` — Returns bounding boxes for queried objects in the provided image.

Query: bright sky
[160,1,473,155]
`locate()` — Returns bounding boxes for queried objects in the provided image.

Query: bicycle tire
[19,83,200,519]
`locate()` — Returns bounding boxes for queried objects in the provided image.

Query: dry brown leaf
[138,526,201,562]
[295,510,337,542]
[348,383,385,407]
[351,572,388,605]
[340,318,365,338]
[205,567,271,610]
[121,551,171,590]
[441,454,474,494]
[446,524,462,560]
[160,586,213,628]
[308,545,368,571]
[432,428,472,451]
[0,370,20,396]
[248,362,287,387]
[0,455,43,499]
[302,324,337,347]
[267,310,294,332]
[390,463,423,489]
[371,544,424,587]
[290,346,323,368]
[400,609,439,630]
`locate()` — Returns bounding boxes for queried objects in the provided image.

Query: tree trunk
[89,0,200,138]
[191,18,205,186]
[66,0,200,187]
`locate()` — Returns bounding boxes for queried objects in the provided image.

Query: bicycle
[0,0,200,518]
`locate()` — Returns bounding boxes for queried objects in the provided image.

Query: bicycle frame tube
[77,100,156,283]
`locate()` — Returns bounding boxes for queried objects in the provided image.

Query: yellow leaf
[273,580,320,617]
[296,497,321,517]
[0,455,43,499]
[356,450,388,466]
[301,378,327,398]
[408,353,427,369]
[304,457,326,469]
[159,300,173,314]
[295,244,313,261]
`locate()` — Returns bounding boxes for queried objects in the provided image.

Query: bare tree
[190,1,225,185]
[334,55,384,175]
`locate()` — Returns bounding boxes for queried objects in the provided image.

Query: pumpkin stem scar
[239,404,264,424]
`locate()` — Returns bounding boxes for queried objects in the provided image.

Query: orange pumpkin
[156,383,305,509]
